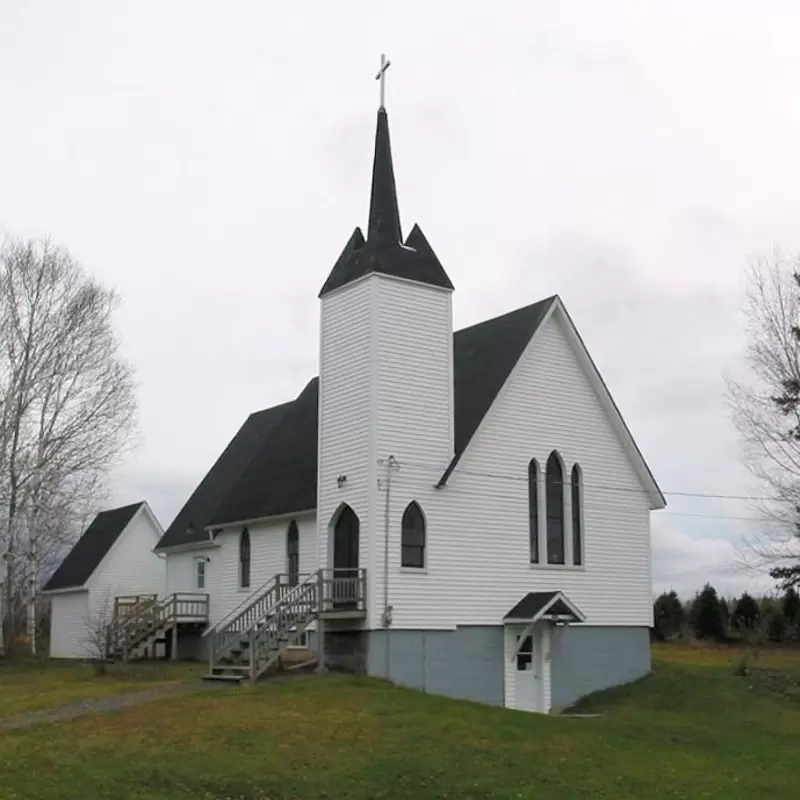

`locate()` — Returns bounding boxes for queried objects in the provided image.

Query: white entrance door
[515,629,544,713]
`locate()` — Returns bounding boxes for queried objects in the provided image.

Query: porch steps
[203,568,366,684]
[107,592,209,662]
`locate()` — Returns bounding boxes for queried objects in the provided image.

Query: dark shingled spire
[319,108,454,297]
[367,108,402,245]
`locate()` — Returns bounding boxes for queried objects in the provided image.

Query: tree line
[654,585,800,643]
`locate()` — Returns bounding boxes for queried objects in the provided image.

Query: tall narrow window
[287,520,299,586]
[546,452,565,565]
[572,464,583,566]
[194,557,206,591]
[401,502,426,568]
[528,459,539,563]
[239,528,251,589]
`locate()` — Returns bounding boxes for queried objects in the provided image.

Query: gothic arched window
[401,502,426,568]
[529,459,540,563]
[546,452,565,565]
[572,464,583,566]
[239,527,251,589]
[287,520,300,585]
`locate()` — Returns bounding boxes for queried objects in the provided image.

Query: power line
[385,469,790,524]
[392,458,792,504]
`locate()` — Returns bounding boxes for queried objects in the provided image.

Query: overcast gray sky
[3,1,797,597]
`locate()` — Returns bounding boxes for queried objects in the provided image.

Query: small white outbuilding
[42,501,165,659]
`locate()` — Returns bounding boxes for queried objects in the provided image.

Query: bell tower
[316,59,454,627]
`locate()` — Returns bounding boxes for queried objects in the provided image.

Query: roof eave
[206,507,317,532]
[40,586,89,596]
[153,540,220,555]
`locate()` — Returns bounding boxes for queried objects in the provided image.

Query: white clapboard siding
[49,592,90,659]
[205,513,316,627]
[87,506,166,621]
[165,550,204,595]
[317,277,378,574]
[372,307,654,629]
[369,276,454,628]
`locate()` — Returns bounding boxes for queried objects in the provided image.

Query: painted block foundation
[549,625,651,711]
[324,627,505,706]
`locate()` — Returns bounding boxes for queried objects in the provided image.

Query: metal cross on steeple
[375,53,391,109]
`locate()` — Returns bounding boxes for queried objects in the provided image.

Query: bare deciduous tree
[0,236,137,652]
[727,249,800,588]
[82,593,115,672]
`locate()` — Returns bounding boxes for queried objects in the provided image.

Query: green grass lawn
[0,660,204,715]
[0,645,797,799]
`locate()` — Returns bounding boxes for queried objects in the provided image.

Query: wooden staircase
[204,568,366,684]
[108,593,209,661]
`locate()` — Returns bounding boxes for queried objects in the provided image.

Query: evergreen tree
[718,596,730,635]
[653,591,684,639]
[732,592,761,630]
[766,609,790,643]
[782,587,800,624]
[690,583,726,641]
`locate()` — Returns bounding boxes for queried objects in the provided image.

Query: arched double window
[287,520,299,586]
[546,452,565,565]
[571,464,583,566]
[239,527,251,589]
[528,459,540,564]
[401,502,426,569]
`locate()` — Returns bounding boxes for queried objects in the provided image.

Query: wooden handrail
[214,568,368,682]
[108,592,209,660]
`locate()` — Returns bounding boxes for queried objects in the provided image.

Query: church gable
[452,298,664,509]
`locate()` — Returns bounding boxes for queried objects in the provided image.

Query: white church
[43,82,665,714]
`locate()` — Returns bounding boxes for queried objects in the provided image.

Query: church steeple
[318,59,453,298]
[367,108,402,245]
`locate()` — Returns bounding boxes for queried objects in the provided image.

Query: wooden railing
[207,568,368,681]
[249,576,319,680]
[319,568,367,612]
[108,592,209,661]
[204,573,282,666]
[113,594,158,622]
[172,592,211,619]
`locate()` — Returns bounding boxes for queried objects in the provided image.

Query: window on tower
[401,502,426,569]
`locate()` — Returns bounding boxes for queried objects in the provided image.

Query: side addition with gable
[43,502,166,659]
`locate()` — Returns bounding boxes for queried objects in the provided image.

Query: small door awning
[504,591,586,624]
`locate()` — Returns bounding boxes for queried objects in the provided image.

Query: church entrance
[514,626,546,713]
[332,504,359,608]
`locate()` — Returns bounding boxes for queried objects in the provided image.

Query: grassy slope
[0,661,204,715]
[0,646,796,799]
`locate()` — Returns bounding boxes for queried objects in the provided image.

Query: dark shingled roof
[319,109,454,297]
[440,296,556,485]
[155,402,292,549]
[504,592,580,621]
[201,300,553,528]
[43,502,144,591]
[208,378,319,527]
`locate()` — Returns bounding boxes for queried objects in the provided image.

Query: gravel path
[0,681,227,731]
